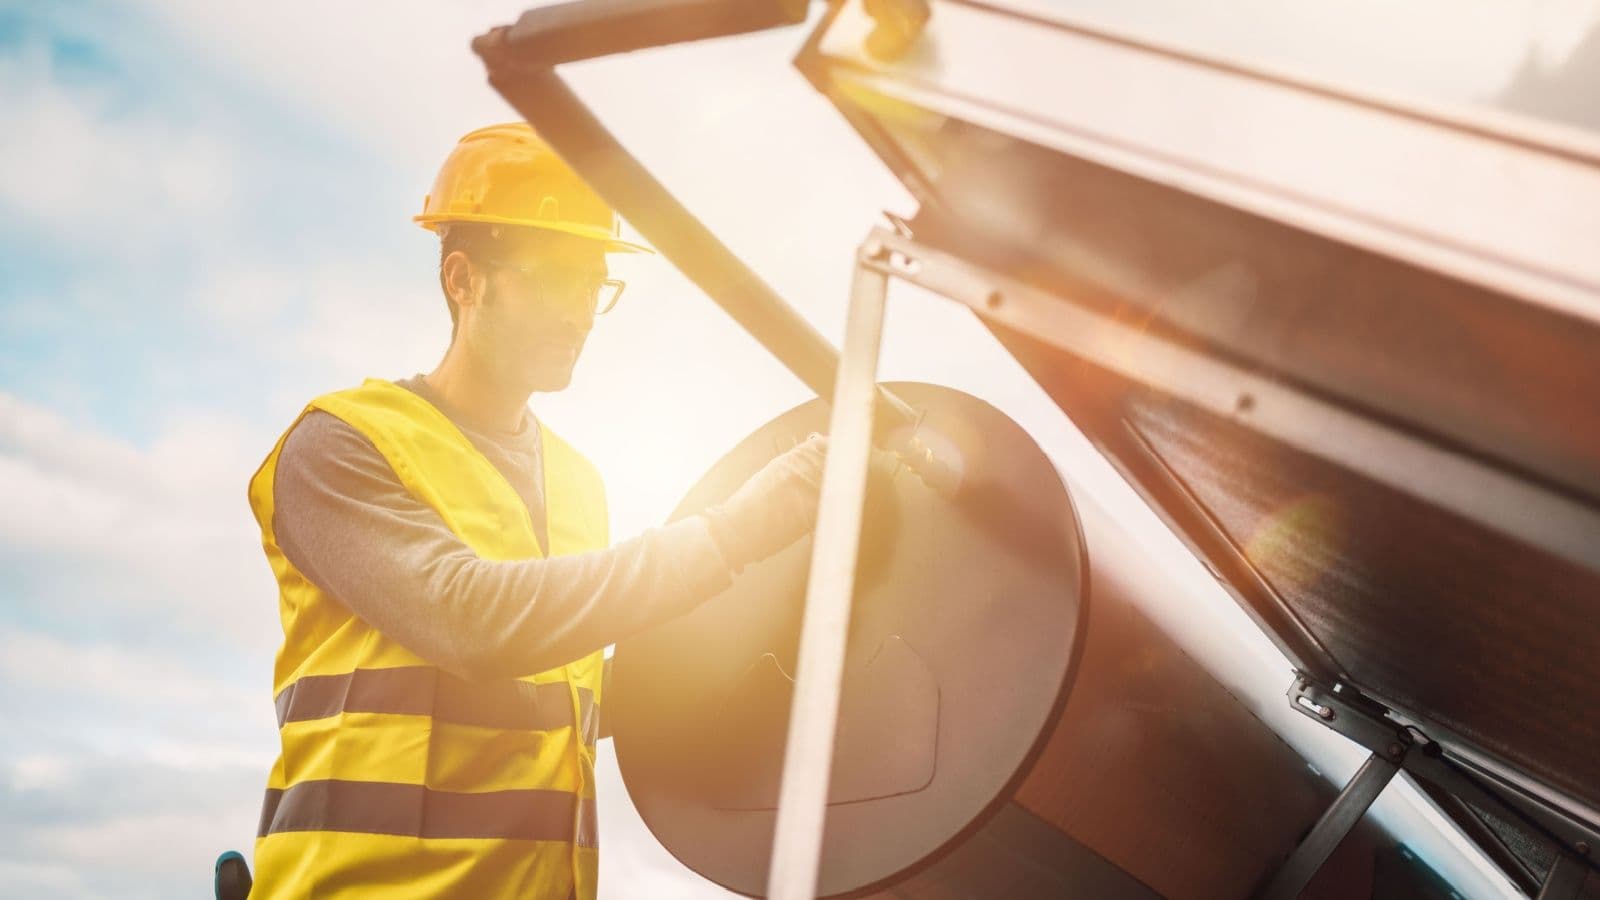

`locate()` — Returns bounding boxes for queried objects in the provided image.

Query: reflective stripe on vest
[258,781,599,847]
[245,379,608,900]
[272,666,599,744]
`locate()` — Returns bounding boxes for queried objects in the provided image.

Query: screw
[984,290,1004,310]
[1386,742,1404,760]
[1577,841,1591,856]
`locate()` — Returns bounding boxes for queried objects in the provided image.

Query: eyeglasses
[481,259,626,315]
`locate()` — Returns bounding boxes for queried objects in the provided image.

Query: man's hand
[703,434,830,570]
[703,434,905,571]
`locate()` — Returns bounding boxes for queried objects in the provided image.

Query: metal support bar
[849,226,1600,578]
[1537,853,1590,900]
[476,9,915,428]
[1258,752,1402,900]
[767,240,890,899]
[481,0,807,69]
[483,64,846,403]
[479,66,961,494]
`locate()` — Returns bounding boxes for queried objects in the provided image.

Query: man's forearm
[415,515,731,679]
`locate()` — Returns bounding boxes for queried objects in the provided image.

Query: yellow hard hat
[414,122,652,254]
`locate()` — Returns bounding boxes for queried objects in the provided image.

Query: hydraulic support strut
[1258,752,1403,900]
[1261,676,1600,898]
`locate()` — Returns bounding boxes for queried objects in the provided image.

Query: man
[244,122,831,898]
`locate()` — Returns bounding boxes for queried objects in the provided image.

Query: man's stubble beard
[478,283,584,396]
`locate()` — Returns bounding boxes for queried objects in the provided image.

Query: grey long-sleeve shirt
[271,375,732,681]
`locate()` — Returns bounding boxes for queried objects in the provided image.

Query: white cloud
[0,631,257,714]
[0,391,280,650]
[0,45,237,255]
[0,859,83,900]
[288,261,452,386]
[188,263,304,332]
[10,755,73,792]
[127,0,548,163]
[34,810,245,883]
[1,754,264,900]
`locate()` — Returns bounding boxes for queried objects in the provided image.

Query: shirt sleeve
[271,410,733,681]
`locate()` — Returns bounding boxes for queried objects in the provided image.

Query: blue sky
[0,2,1544,897]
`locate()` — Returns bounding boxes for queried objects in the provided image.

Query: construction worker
[241,123,833,899]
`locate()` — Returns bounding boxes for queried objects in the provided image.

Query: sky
[1,1,1584,897]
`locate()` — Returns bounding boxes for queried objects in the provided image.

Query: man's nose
[549,297,594,334]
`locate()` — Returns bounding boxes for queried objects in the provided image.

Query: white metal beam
[766,237,891,899]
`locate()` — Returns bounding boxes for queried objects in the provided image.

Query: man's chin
[527,365,577,394]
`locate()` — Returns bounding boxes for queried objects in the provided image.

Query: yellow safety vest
[246,379,608,899]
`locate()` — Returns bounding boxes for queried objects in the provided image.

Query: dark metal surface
[1126,392,1600,817]
[1446,790,1554,894]
[610,382,1087,898]
[862,802,1162,900]
[1011,496,1370,900]
[894,119,1600,505]
[1370,845,1469,900]
[1007,334,1600,845]
[1258,753,1402,900]
[1540,854,1590,900]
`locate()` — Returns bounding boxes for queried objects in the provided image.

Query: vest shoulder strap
[310,379,541,559]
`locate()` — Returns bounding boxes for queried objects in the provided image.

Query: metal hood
[796,1,1600,894]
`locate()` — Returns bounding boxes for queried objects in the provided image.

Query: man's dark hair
[437,223,501,340]
[438,223,565,339]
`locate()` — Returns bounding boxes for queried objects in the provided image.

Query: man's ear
[442,250,482,310]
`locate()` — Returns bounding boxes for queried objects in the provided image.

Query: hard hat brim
[413,213,654,255]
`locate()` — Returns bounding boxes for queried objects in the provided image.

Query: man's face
[468,231,608,394]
